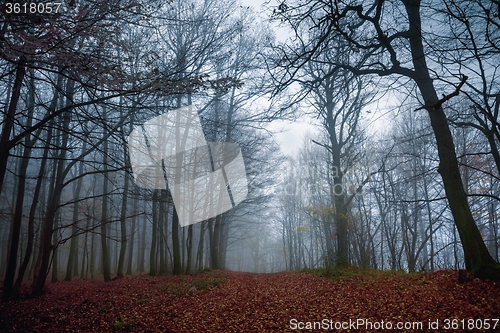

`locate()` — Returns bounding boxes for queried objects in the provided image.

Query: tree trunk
[13,71,62,293]
[2,70,37,299]
[51,215,59,283]
[172,205,181,275]
[117,97,129,278]
[196,221,205,270]
[30,78,74,296]
[0,62,25,196]
[158,193,169,275]
[185,224,193,274]
[138,213,146,273]
[182,227,186,272]
[100,106,111,282]
[210,215,222,269]
[2,141,29,298]
[328,124,349,266]
[126,196,137,275]
[116,158,129,278]
[404,0,499,279]
[81,215,90,279]
[13,117,53,295]
[89,216,96,282]
[149,190,158,276]
[65,142,86,281]
[219,216,229,270]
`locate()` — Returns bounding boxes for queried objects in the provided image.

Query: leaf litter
[0,269,499,332]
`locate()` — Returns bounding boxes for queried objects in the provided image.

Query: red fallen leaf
[0,270,499,332]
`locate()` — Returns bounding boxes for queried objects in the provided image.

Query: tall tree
[271,0,500,279]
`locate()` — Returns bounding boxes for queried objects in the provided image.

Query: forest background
[1,0,500,301]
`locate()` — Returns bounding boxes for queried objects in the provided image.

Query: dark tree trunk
[210,215,222,269]
[138,213,146,273]
[13,118,52,296]
[126,196,137,275]
[116,161,129,278]
[31,78,74,296]
[117,98,129,278]
[196,221,205,270]
[0,64,26,300]
[185,224,193,274]
[100,106,111,282]
[149,190,158,276]
[51,216,59,283]
[65,142,85,281]
[404,0,499,279]
[3,129,31,299]
[158,192,169,275]
[0,62,25,197]
[172,205,181,275]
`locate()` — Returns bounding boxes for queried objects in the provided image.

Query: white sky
[270,119,319,156]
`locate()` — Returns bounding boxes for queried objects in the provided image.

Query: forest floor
[1,268,499,332]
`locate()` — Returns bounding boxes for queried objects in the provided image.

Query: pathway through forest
[1,269,499,332]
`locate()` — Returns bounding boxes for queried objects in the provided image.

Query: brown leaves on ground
[1,269,499,332]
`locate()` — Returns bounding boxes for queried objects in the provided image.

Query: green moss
[113,316,135,331]
[470,262,500,281]
[191,276,226,291]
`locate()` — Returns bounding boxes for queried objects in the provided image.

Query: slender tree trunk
[138,213,146,273]
[3,143,29,296]
[170,97,184,276]
[81,215,90,279]
[149,190,158,276]
[90,216,95,282]
[181,227,186,272]
[13,71,62,293]
[219,215,230,270]
[0,72,14,280]
[100,106,111,282]
[31,78,74,296]
[159,212,165,275]
[51,215,59,283]
[2,70,38,299]
[185,224,193,274]
[65,142,86,281]
[117,98,129,278]
[489,201,499,261]
[116,161,129,278]
[13,118,53,295]
[423,172,434,272]
[210,215,222,269]
[196,221,205,270]
[172,205,181,275]
[158,192,169,275]
[1,67,27,298]
[126,196,137,275]
[0,62,25,196]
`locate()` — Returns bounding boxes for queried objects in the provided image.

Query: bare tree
[269,0,499,279]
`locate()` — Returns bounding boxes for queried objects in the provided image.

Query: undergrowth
[157,270,227,298]
[300,266,409,280]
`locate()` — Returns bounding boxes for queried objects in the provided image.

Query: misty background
[1,0,500,298]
